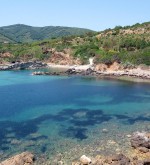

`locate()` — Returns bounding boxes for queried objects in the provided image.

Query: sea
[0,69,150,164]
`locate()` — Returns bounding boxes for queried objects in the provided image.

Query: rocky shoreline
[32,67,150,81]
[0,61,47,70]
[0,61,149,81]
[1,132,150,165]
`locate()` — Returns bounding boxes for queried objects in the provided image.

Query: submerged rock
[102,129,108,133]
[0,152,34,165]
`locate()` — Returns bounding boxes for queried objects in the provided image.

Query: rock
[134,159,150,165]
[0,151,34,165]
[72,162,81,165]
[48,50,82,65]
[56,153,62,161]
[130,132,150,149]
[107,140,117,145]
[126,134,131,138]
[95,63,108,72]
[138,147,149,153]
[142,159,150,165]
[102,129,108,133]
[58,161,64,165]
[111,154,131,165]
[80,155,91,165]
[0,52,13,58]
[65,68,76,75]
[0,61,47,70]
[32,71,61,76]
[92,155,104,165]
[85,68,94,75]
[108,62,122,71]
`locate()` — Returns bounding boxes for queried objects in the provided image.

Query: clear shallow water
[0,70,150,163]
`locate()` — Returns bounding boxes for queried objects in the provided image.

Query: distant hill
[0,24,93,43]
[0,33,15,43]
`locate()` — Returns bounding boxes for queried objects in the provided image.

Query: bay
[0,70,150,163]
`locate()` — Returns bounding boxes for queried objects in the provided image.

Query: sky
[0,0,149,31]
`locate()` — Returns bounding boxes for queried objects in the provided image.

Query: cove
[0,70,150,163]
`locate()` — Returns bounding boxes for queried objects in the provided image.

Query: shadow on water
[1,108,150,151]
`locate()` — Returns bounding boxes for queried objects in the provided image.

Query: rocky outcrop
[108,62,123,71]
[95,63,108,72]
[32,71,62,76]
[0,61,47,70]
[48,49,82,65]
[131,132,150,150]
[32,66,150,80]
[0,52,13,58]
[0,152,34,165]
[95,62,124,72]
[72,132,150,165]
[32,68,96,76]
[73,153,150,165]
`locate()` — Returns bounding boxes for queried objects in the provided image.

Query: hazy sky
[0,0,149,31]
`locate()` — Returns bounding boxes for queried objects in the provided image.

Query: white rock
[126,134,131,138]
[80,155,91,164]
[102,128,108,133]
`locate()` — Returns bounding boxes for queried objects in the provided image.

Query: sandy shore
[47,63,92,70]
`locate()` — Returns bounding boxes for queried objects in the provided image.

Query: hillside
[0,22,150,66]
[0,33,15,43]
[0,24,93,43]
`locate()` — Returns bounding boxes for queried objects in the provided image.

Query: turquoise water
[0,70,150,163]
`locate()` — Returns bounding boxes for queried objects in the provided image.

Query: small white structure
[89,57,94,66]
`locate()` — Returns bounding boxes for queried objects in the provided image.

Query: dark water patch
[127,116,150,124]
[1,107,150,147]
[56,109,112,139]
[0,115,53,149]
[41,145,47,153]
[114,114,150,125]
[0,108,150,148]
[1,146,9,151]
[0,107,150,148]
[115,114,131,120]
[59,126,88,140]
[28,135,48,141]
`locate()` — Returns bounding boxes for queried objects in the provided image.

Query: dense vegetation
[0,22,150,65]
[0,24,93,43]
